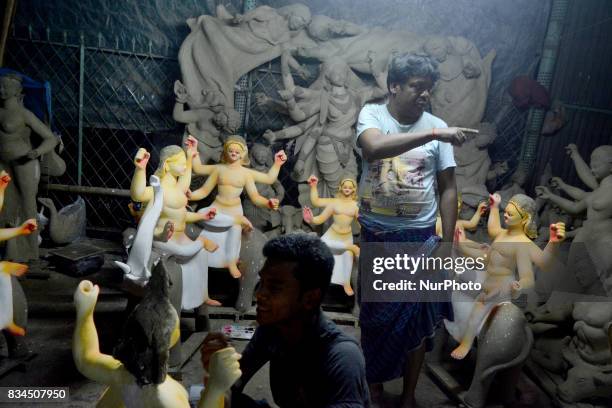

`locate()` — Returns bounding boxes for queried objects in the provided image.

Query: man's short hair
[386,53,440,92]
[263,232,334,296]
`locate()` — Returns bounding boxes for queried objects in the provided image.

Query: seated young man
[201,233,370,408]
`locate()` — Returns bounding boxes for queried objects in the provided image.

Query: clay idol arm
[130,148,154,202]
[23,109,58,157]
[172,101,199,124]
[487,194,504,239]
[309,183,333,207]
[557,181,588,200]
[192,153,216,175]
[189,170,219,202]
[245,174,275,209]
[73,281,129,386]
[570,148,599,190]
[310,205,334,225]
[458,202,487,231]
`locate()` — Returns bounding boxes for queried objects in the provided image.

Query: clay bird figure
[37,196,86,244]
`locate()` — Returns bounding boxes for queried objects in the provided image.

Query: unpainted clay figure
[303,175,359,296]
[0,170,37,339]
[450,193,566,360]
[536,144,612,295]
[173,80,240,164]
[297,29,494,128]
[263,49,386,200]
[189,136,287,278]
[529,296,612,403]
[123,141,237,308]
[454,122,506,209]
[242,143,285,233]
[0,73,57,261]
[496,166,528,208]
[179,3,316,108]
[72,261,241,408]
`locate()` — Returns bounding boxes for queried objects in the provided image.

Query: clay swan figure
[37,196,86,244]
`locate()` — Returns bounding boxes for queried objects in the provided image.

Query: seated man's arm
[230,328,273,397]
[323,341,370,408]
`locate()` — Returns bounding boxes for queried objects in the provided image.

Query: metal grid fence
[5,27,181,231]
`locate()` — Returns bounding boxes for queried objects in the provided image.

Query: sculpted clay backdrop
[14,0,551,121]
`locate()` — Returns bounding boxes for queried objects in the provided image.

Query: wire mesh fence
[5,27,181,232]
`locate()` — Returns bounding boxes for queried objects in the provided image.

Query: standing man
[355,53,476,408]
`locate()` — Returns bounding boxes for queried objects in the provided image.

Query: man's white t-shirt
[355,103,456,229]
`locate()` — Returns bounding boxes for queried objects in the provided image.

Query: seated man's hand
[201,332,231,372]
[207,347,242,392]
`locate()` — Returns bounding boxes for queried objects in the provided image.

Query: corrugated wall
[532,0,612,191]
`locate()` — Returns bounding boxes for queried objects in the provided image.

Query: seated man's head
[256,233,333,326]
[387,53,439,120]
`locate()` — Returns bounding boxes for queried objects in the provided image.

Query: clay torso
[0,107,32,162]
[213,164,249,215]
[157,179,188,233]
[585,185,612,221]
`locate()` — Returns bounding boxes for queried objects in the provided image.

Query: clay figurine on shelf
[450,193,566,360]
[303,175,359,296]
[73,259,241,408]
[189,135,286,278]
[0,170,37,354]
[0,73,58,262]
[536,144,612,295]
[119,141,236,309]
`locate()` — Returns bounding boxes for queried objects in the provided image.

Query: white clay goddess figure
[450,193,566,360]
[189,136,287,278]
[124,140,241,308]
[302,175,359,296]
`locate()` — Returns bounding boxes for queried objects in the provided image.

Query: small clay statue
[0,73,58,262]
[189,136,286,278]
[303,175,359,295]
[451,193,566,359]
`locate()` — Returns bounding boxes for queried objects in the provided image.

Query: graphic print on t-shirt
[363,132,430,218]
